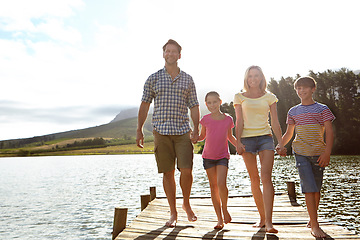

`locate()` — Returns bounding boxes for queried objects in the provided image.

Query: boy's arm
[282,124,295,146]
[234,104,245,154]
[228,128,237,147]
[136,101,151,148]
[317,120,334,167]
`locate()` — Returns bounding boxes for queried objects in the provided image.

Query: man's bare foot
[311,226,326,238]
[223,210,232,224]
[306,220,311,228]
[165,212,177,227]
[182,205,197,222]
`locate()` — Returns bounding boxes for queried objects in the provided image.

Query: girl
[234,66,285,233]
[198,91,237,229]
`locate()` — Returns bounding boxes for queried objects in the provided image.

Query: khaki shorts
[153,130,193,173]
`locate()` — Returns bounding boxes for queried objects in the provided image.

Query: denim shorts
[241,135,275,155]
[203,158,229,170]
[295,153,325,193]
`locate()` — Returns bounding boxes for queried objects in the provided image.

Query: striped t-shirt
[287,102,335,156]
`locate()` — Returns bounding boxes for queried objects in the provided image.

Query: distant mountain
[110,107,138,123]
[354,69,360,75]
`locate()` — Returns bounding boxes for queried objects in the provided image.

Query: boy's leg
[217,164,231,224]
[163,170,177,227]
[242,152,265,227]
[206,166,224,228]
[259,149,277,233]
[305,192,326,238]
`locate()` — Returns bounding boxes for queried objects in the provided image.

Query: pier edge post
[141,194,151,211]
[150,186,156,201]
[287,181,296,202]
[112,207,127,240]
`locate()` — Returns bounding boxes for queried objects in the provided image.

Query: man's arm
[136,101,151,148]
[190,105,200,143]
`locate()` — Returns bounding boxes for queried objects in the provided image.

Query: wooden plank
[115,194,359,240]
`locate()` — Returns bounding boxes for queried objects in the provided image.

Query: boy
[278,76,335,238]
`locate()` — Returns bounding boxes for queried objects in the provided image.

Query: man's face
[163,44,181,65]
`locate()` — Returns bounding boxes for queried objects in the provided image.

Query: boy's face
[295,85,315,101]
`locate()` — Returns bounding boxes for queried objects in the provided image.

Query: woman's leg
[259,149,277,233]
[242,152,265,227]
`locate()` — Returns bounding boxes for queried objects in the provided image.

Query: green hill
[0,116,153,150]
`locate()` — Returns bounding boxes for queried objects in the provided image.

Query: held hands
[190,130,199,144]
[236,142,246,155]
[275,144,287,157]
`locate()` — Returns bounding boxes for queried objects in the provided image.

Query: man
[136,39,200,227]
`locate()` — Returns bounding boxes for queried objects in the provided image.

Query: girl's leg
[217,165,231,224]
[242,152,265,227]
[206,166,223,229]
[259,149,277,233]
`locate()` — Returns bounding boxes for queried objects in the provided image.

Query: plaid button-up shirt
[141,67,199,135]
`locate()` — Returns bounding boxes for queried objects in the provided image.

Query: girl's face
[247,68,263,89]
[205,95,222,113]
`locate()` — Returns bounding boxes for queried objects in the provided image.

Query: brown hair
[243,65,267,92]
[205,91,221,102]
[163,39,182,53]
[294,76,317,89]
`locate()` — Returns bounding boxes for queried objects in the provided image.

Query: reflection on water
[0,154,359,240]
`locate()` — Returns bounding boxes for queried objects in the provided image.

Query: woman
[234,65,285,233]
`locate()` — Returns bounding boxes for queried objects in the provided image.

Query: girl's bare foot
[223,210,232,224]
[253,220,265,228]
[182,205,197,222]
[165,212,177,227]
[311,226,326,238]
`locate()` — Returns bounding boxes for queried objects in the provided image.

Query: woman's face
[247,68,262,89]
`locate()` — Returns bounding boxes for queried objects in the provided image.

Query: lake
[0,154,359,239]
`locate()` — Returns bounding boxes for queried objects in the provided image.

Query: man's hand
[136,129,144,148]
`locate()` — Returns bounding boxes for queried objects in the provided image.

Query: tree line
[220,68,360,155]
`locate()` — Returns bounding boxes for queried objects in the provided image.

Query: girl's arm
[227,128,237,147]
[234,104,245,154]
[198,124,206,142]
[269,102,286,154]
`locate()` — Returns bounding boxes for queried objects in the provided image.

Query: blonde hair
[243,65,267,92]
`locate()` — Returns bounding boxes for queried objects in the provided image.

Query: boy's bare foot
[165,212,177,227]
[182,205,197,222]
[311,226,326,238]
[223,210,232,224]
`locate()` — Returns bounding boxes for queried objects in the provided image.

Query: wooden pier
[113,184,359,240]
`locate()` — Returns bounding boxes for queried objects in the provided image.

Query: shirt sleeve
[187,80,199,108]
[141,75,155,103]
[267,92,278,105]
[233,93,243,105]
[321,107,336,123]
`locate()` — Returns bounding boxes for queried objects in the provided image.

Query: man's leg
[179,168,197,222]
[163,169,177,227]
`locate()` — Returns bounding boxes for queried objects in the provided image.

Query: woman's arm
[234,104,245,154]
[270,102,286,154]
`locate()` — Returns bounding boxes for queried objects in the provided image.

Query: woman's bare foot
[182,205,197,222]
[165,212,177,227]
[265,223,278,233]
[223,210,232,224]
[214,223,224,229]
[311,226,326,238]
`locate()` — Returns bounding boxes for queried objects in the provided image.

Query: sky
[0,0,359,141]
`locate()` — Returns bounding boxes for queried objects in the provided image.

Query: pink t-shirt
[200,114,234,160]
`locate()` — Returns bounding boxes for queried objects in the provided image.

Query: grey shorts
[241,135,275,155]
[295,153,324,193]
[203,158,229,170]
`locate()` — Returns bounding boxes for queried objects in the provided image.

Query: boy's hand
[275,144,287,157]
[317,152,330,167]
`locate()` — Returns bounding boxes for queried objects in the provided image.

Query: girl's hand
[236,142,246,155]
[276,144,287,157]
